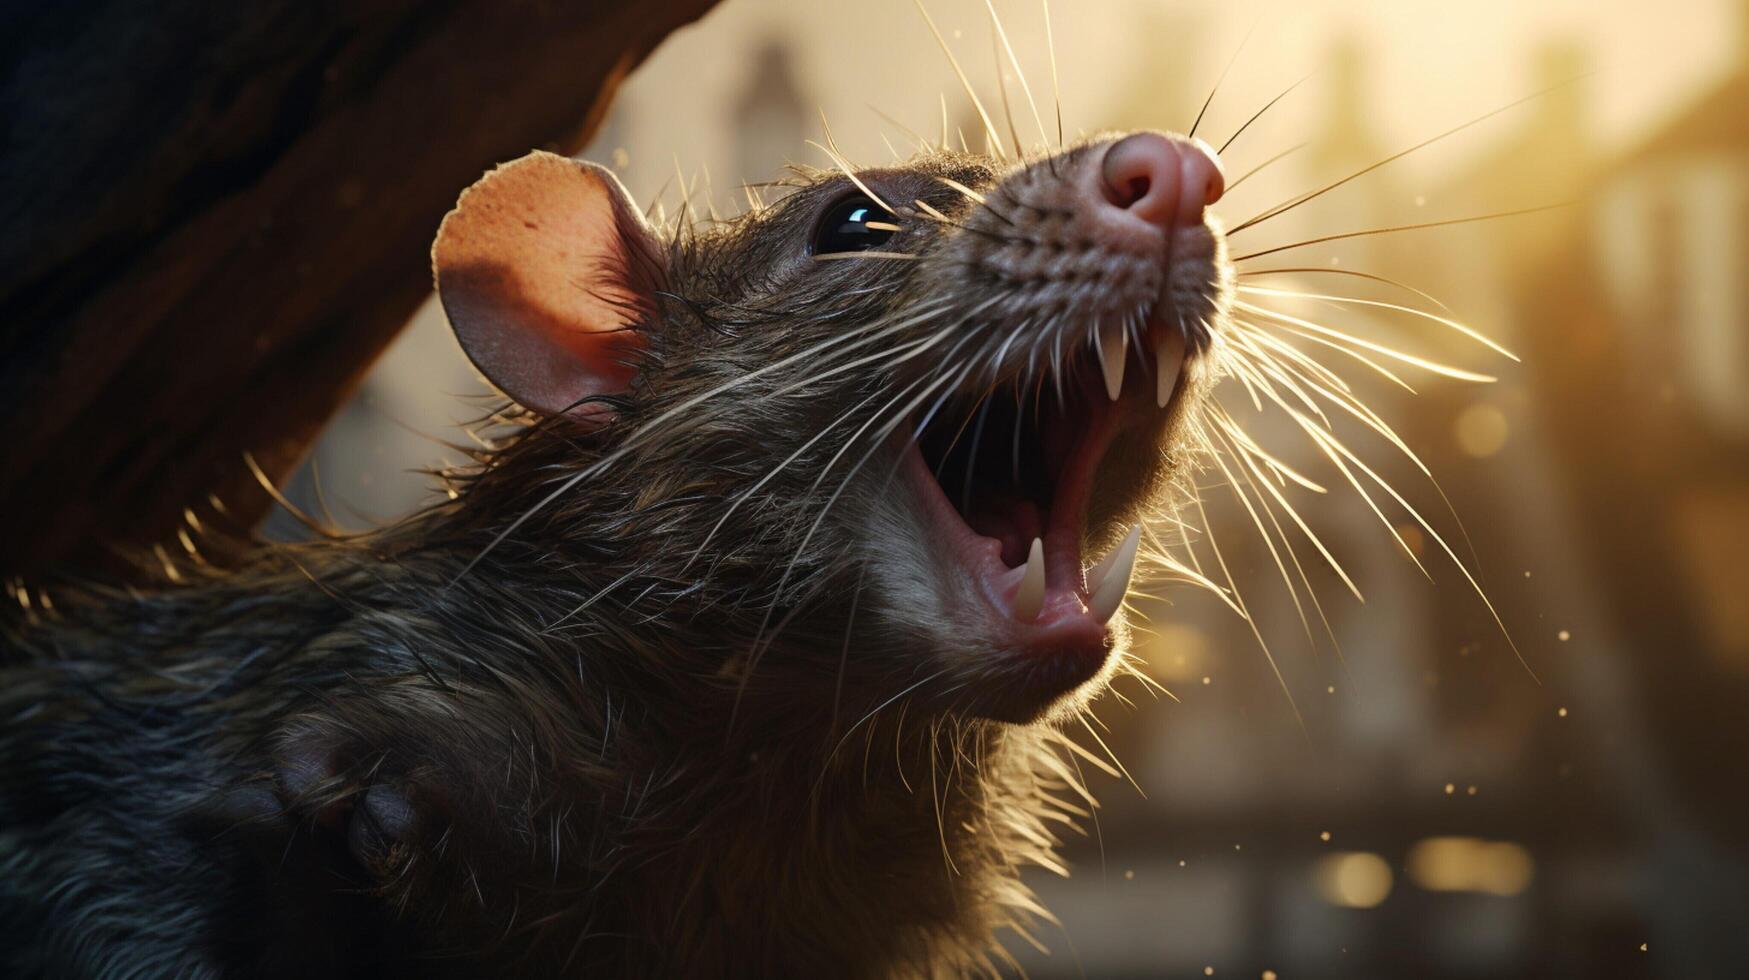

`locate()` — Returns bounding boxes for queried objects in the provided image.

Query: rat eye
[811,195,897,255]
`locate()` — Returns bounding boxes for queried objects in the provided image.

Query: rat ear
[433,151,664,425]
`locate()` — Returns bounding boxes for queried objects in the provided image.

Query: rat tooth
[1088,524,1141,625]
[1085,536,1118,594]
[1085,522,1143,593]
[1156,329,1186,409]
[1014,538,1046,621]
[1099,322,1127,401]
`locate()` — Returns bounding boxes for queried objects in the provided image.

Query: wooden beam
[0,0,720,580]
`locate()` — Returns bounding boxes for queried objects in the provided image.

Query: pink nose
[1099,132,1225,228]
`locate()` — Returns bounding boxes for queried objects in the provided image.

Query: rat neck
[361,515,1071,973]
[582,705,1068,977]
[286,437,1079,972]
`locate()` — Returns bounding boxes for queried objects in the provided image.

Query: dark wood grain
[0,0,719,580]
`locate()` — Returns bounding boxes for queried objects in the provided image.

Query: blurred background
[276,0,1749,976]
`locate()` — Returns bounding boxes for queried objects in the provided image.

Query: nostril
[1099,132,1178,220]
[1099,131,1225,228]
[1118,176,1150,209]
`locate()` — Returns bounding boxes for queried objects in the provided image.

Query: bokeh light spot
[1315,852,1394,908]
[1454,403,1510,457]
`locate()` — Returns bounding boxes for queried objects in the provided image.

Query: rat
[0,127,1231,977]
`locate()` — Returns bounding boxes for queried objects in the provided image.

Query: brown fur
[0,138,1229,977]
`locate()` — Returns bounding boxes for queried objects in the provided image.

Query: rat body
[1,131,1231,977]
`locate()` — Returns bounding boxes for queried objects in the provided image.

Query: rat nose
[1099,132,1225,229]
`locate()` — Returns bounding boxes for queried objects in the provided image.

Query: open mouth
[904,315,1191,660]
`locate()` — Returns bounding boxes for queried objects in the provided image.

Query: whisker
[244,451,339,539]
[1235,316,1416,392]
[687,385,893,568]
[1213,408,1359,601]
[938,176,988,205]
[1232,203,1572,262]
[984,0,1049,150]
[1139,522,1242,618]
[1288,412,1436,582]
[880,131,903,162]
[1237,284,1517,360]
[1217,70,1316,156]
[813,251,920,262]
[959,393,997,514]
[1187,425,1307,732]
[1041,0,1063,148]
[1237,266,1458,315]
[1224,328,1336,425]
[1187,14,1259,140]
[989,20,1023,160]
[1210,378,1327,492]
[642,172,674,224]
[1260,341,1432,478]
[1206,419,1332,654]
[1222,331,1270,411]
[1056,726,1120,779]
[937,176,1018,228]
[1073,713,1144,800]
[870,104,937,154]
[912,0,1008,158]
[1167,490,1212,581]
[808,122,896,214]
[1291,408,1531,680]
[912,197,955,224]
[671,155,694,231]
[738,357,980,711]
[1224,141,1307,193]
[927,719,961,877]
[1229,76,1587,234]
[1238,302,1496,382]
[1233,319,1427,465]
[698,159,722,223]
[450,304,953,583]
[1113,648,1178,702]
[814,667,956,796]
[764,302,991,406]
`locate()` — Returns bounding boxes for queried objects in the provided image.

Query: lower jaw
[890,322,1198,717]
[896,417,1123,663]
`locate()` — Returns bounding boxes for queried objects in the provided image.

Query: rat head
[432,131,1230,726]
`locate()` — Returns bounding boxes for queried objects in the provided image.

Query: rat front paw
[273,735,435,881]
[348,782,418,872]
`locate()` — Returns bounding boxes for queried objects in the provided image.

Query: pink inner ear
[433,152,658,423]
